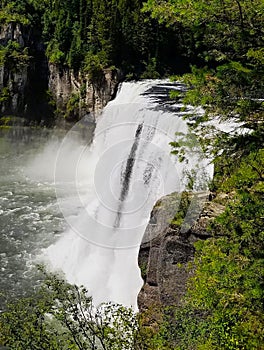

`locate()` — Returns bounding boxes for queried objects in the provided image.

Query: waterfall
[44,80,213,310]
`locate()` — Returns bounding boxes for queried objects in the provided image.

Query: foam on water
[41,80,213,310]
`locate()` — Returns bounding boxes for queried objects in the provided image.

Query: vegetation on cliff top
[0,0,194,121]
[0,0,263,349]
[0,0,191,79]
[146,1,263,348]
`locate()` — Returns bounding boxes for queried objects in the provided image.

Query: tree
[0,268,139,350]
[144,2,264,349]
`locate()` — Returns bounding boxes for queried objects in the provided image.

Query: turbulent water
[41,80,213,310]
[0,80,213,311]
[0,128,67,308]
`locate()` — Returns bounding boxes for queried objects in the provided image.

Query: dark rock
[138,191,225,310]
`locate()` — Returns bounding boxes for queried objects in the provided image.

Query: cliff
[48,64,121,121]
[0,23,31,118]
[0,22,121,125]
[138,191,225,309]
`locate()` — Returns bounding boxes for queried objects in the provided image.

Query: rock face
[0,22,121,124]
[0,22,52,124]
[0,23,30,117]
[138,192,225,310]
[48,65,121,120]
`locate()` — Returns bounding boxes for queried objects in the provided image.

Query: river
[0,127,68,308]
[0,80,213,311]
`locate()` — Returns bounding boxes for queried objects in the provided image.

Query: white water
[41,80,213,310]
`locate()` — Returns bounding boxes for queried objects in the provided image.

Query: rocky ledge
[138,191,225,310]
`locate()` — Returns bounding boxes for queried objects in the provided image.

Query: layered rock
[48,65,121,120]
[138,192,225,310]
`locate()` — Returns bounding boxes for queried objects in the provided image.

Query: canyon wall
[0,22,121,125]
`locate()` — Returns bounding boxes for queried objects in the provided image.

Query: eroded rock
[138,192,225,310]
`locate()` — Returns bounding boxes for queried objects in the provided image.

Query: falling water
[43,80,213,310]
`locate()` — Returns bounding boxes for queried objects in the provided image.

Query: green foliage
[0,0,196,91]
[171,191,191,227]
[139,261,148,281]
[186,193,264,348]
[46,40,65,65]
[0,0,45,25]
[65,93,80,120]
[83,52,105,81]
[144,0,264,62]
[158,306,211,350]
[45,89,56,108]
[148,149,264,350]
[145,0,264,128]
[170,129,207,163]
[0,115,13,129]
[0,268,138,350]
[0,41,30,70]
[141,57,160,79]
[0,1,263,348]
[144,2,264,349]
[134,306,170,350]
[0,2,30,25]
[0,87,10,103]
[38,0,185,76]
[0,268,183,349]
[169,90,181,100]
